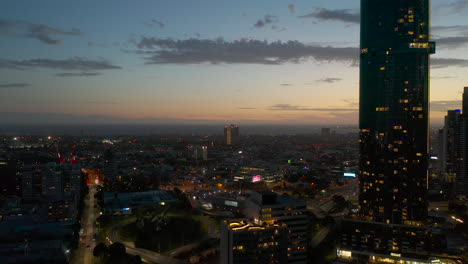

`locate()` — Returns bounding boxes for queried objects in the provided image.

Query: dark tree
[108,242,126,258]
[93,242,108,257]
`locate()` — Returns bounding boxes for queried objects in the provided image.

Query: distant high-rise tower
[441,110,461,183]
[224,125,239,145]
[456,87,468,196]
[359,0,435,224]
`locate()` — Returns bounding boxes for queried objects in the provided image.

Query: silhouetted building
[220,219,288,264]
[455,87,468,196]
[187,145,208,162]
[441,110,461,183]
[0,157,19,198]
[224,125,239,145]
[321,128,331,136]
[21,163,81,203]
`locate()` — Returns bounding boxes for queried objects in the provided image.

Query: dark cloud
[430,100,461,112]
[317,77,342,83]
[144,19,165,28]
[432,25,468,34]
[434,36,468,48]
[0,57,121,71]
[254,15,279,28]
[299,8,360,24]
[238,107,256,110]
[431,58,468,68]
[432,75,456,79]
[55,72,102,77]
[135,37,358,65]
[342,98,359,107]
[269,104,357,111]
[86,101,119,105]
[0,19,82,45]
[280,83,293,86]
[0,83,30,88]
[288,4,296,14]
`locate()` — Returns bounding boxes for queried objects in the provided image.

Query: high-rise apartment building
[220,219,288,264]
[337,1,451,263]
[224,125,239,145]
[359,0,434,224]
[21,163,81,202]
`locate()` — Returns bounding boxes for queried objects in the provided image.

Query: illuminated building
[243,192,308,264]
[336,1,455,263]
[220,219,288,264]
[224,125,239,145]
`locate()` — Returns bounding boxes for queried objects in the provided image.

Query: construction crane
[71,144,77,164]
[55,141,63,164]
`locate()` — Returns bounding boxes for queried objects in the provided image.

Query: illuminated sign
[430,157,438,160]
[343,172,356,177]
[252,175,262,182]
[225,200,238,207]
[122,208,130,211]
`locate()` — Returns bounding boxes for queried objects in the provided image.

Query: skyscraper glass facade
[359,0,435,225]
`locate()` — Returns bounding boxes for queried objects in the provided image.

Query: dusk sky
[1,0,467,125]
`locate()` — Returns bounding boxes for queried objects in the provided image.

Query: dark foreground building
[220,219,288,264]
[336,1,459,263]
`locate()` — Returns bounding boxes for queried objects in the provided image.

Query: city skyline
[1,0,468,125]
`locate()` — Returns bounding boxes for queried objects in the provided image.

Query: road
[71,183,97,264]
[311,225,331,247]
[107,214,218,264]
[83,184,97,264]
[307,179,358,217]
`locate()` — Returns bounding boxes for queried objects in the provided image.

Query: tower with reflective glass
[359,0,435,225]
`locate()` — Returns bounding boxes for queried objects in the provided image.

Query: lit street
[71,183,97,264]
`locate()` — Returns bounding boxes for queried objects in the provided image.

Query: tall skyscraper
[337,1,451,263]
[359,0,434,225]
[224,125,239,145]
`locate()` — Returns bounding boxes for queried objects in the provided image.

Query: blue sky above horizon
[1,0,468,125]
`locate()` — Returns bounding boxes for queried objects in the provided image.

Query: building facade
[359,0,435,225]
[220,219,288,264]
[243,192,309,264]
